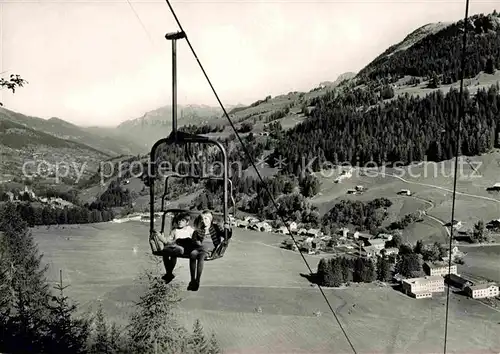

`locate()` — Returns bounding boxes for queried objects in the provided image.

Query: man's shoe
[162,273,175,284]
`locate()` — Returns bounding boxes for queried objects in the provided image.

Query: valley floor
[33,221,500,354]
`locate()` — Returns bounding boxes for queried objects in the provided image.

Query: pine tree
[89,303,110,354]
[485,57,496,74]
[108,322,124,354]
[330,258,343,287]
[413,240,424,254]
[127,268,186,353]
[0,202,52,353]
[207,333,222,354]
[188,319,209,353]
[45,270,90,354]
[316,258,331,286]
[376,256,392,282]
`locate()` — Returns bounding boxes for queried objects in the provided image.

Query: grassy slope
[311,150,500,244]
[0,119,110,181]
[33,222,500,354]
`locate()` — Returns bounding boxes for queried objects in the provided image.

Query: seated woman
[187,210,226,291]
[156,212,194,283]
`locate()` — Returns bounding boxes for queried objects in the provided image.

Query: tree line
[321,198,393,233]
[1,202,115,226]
[88,179,134,210]
[0,203,223,353]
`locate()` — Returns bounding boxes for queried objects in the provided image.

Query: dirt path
[374,171,500,205]
[371,170,500,240]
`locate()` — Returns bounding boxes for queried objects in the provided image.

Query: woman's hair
[171,212,190,229]
[201,210,213,223]
[193,215,205,230]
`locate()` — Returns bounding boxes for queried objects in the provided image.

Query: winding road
[370,170,500,239]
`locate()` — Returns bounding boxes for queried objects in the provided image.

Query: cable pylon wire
[161,1,357,353]
[443,0,470,353]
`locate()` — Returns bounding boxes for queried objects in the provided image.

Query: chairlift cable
[125,0,156,48]
[161,0,358,353]
[444,0,470,353]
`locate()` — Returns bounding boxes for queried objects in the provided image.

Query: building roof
[402,275,443,285]
[363,245,380,253]
[445,273,472,286]
[425,261,455,269]
[368,239,385,246]
[467,283,498,291]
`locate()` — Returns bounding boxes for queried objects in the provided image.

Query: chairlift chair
[146,131,234,262]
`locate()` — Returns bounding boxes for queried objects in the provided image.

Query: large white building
[401,275,445,299]
[423,262,458,277]
[465,283,499,299]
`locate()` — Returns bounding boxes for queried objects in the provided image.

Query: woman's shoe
[192,280,200,291]
[187,281,195,291]
[162,273,175,284]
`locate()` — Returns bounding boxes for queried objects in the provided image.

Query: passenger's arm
[191,230,203,246]
[157,230,172,244]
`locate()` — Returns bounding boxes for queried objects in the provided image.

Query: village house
[465,283,499,299]
[306,228,321,237]
[363,245,381,258]
[423,262,458,277]
[357,232,374,242]
[366,239,386,250]
[377,233,393,241]
[401,275,444,299]
[445,219,462,229]
[384,247,399,256]
[445,274,473,291]
[398,189,411,196]
[287,221,298,232]
[347,231,360,239]
[244,216,260,224]
[442,246,464,262]
[486,182,500,192]
[19,186,36,200]
[236,219,249,228]
[4,191,14,202]
[254,221,272,232]
[337,227,349,239]
[297,228,308,236]
[346,189,357,195]
[334,167,353,183]
[276,226,290,235]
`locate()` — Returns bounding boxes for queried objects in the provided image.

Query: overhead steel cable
[443,0,470,353]
[125,0,156,48]
[160,1,357,353]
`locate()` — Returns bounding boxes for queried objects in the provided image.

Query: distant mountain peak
[319,72,357,88]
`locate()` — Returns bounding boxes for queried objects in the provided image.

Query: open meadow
[311,151,500,245]
[459,245,500,284]
[32,221,500,354]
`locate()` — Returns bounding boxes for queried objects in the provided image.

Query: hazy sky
[0,0,496,127]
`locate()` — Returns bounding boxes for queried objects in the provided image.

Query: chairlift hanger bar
[165,31,187,139]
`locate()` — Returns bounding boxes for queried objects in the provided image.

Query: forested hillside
[358,13,500,83]
[269,84,500,173]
